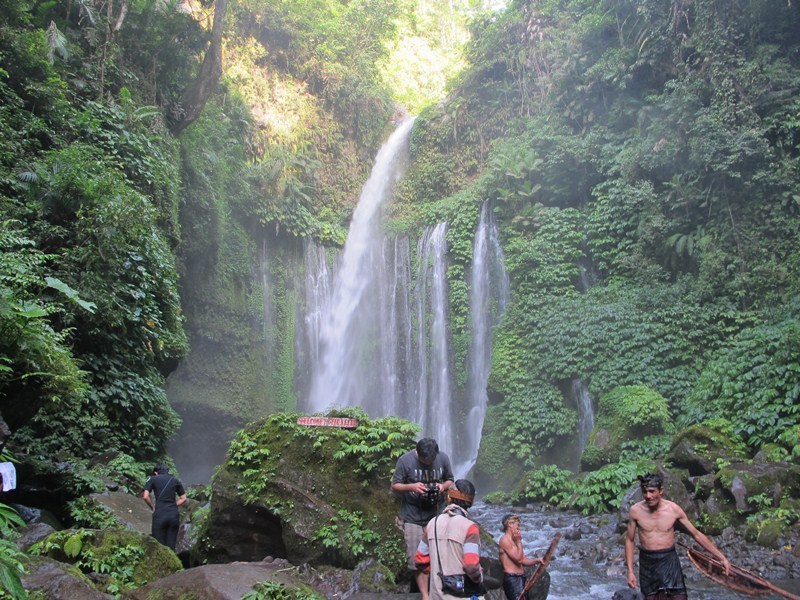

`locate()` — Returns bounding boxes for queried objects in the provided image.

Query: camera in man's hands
[419,483,440,509]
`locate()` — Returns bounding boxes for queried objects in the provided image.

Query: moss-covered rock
[580,385,671,471]
[21,555,111,600]
[197,410,416,576]
[753,443,790,463]
[123,559,324,600]
[667,418,749,476]
[473,404,526,492]
[715,461,800,513]
[29,528,182,596]
[696,499,737,536]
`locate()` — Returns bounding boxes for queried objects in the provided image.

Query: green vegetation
[395,0,800,489]
[1,0,800,584]
[313,509,381,559]
[29,528,182,596]
[0,503,26,600]
[242,580,324,600]
[515,460,655,515]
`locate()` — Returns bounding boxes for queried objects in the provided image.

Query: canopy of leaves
[401,0,800,480]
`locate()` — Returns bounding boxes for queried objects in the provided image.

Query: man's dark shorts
[639,546,687,600]
[502,572,526,600]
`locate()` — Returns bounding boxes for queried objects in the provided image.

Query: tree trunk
[169,0,228,135]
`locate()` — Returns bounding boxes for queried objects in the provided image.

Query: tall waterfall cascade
[456,203,509,476]
[297,119,508,477]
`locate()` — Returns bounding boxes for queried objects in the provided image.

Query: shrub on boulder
[581,385,671,471]
[29,527,182,595]
[197,409,416,575]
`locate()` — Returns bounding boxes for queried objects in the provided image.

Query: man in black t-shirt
[143,463,186,551]
[391,438,454,600]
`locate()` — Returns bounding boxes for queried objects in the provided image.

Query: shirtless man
[625,473,730,600]
[498,513,544,600]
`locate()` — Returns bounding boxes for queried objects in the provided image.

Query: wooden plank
[296,416,359,429]
[517,532,561,600]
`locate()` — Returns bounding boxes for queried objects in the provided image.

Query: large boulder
[30,527,183,596]
[89,490,153,535]
[123,558,319,600]
[709,461,800,545]
[715,461,800,512]
[22,555,112,600]
[197,410,414,575]
[667,419,749,476]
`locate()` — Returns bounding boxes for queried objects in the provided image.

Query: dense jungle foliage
[2,0,800,593]
[391,0,800,494]
[0,0,481,462]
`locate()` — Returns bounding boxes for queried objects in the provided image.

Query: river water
[471,502,799,600]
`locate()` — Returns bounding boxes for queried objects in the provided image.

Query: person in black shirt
[143,463,186,551]
[391,438,454,600]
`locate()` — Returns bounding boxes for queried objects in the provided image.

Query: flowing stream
[472,502,792,600]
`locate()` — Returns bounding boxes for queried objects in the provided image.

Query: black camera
[419,483,440,509]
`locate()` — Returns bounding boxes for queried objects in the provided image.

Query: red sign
[297,416,359,429]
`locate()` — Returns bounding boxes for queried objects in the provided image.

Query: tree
[170,0,228,134]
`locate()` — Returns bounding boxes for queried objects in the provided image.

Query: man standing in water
[498,513,544,600]
[626,472,730,600]
[392,438,454,600]
[143,463,187,551]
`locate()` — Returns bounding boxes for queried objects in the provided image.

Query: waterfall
[380,236,414,415]
[301,241,334,376]
[297,121,509,475]
[306,119,414,413]
[413,222,453,455]
[572,378,595,469]
[454,203,509,477]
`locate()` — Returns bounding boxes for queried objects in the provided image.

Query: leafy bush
[30,528,181,595]
[519,465,576,507]
[313,509,381,560]
[684,313,800,450]
[66,497,121,529]
[0,503,26,600]
[568,461,654,515]
[242,580,323,600]
[502,384,577,467]
[0,219,93,450]
[13,148,186,459]
[598,385,671,435]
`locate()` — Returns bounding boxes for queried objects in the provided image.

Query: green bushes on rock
[30,528,182,596]
[581,385,671,470]
[203,409,416,573]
